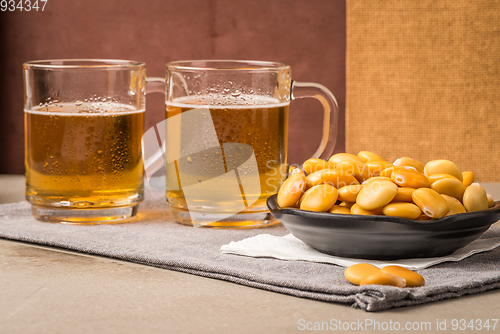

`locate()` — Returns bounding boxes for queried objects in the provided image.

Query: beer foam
[167,94,289,109]
[25,102,144,116]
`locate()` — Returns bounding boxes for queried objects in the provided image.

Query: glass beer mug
[144,60,338,228]
[24,59,146,223]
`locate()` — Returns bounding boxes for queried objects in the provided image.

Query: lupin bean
[380,165,417,178]
[356,179,398,210]
[380,266,425,287]
[441,194,466,216]
[335,161,371,183]
[424,160,463,182]
[463,183,488,212]
[430,177,466,201]
[393,157,425,173]
[339,201,355,208]
[428,173,459,184]
[362,176,393,185]
[298,187,313,207]
[303,158,334,175]
[289,167,304,176]
[392,187,415,203]
[391,169,430,188]
[487,194,495,208]
[328,153,364,165]
[337,184,363,203]
[357,151,386,163]
[329,205,351,214]
[364,161,394,177]
[344,263,380,285]
[351,203,384,216]
[277,173,306,208]
[321,169,359,188]
[412,188,450,218]
[360,271,406,288]
[462,171,474,187]
[300,184,338,212]
[305,170,324,189]
[383,202,421,220]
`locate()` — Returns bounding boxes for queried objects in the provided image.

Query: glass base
[31,205,139,224]
[171,207,279,229]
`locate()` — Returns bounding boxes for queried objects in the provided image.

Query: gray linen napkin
[1,186,499,312]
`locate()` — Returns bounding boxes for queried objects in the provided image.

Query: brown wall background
[0,0,346,174]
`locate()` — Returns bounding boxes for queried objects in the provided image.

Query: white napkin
[220,234,500,270]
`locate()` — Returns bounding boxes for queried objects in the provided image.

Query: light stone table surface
[1,174,499,334]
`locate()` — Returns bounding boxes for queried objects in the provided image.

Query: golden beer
[165,96,289,226]
[25,103,144,219]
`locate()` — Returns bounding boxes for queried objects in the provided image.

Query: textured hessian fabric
[346,0,500,181]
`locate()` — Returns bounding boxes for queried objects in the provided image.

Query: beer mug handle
[146,77,166,94]
[142,76,190,184]
[291,81,338,160]
[143,77,166,181]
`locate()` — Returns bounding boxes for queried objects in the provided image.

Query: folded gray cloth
[1,186,499,312]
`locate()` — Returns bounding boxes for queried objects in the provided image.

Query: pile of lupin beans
[344,263,425,287]
[277,151,496,220]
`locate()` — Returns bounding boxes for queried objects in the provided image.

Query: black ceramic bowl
[267,194,500,260]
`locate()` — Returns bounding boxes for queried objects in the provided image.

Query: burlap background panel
[346,0,500,182]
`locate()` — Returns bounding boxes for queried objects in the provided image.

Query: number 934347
[1,0,48,11]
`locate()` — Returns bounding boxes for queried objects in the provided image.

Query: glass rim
[23,59,146,69]
[166,60,290,72]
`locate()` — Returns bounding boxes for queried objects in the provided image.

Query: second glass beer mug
[152,60,338,228]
